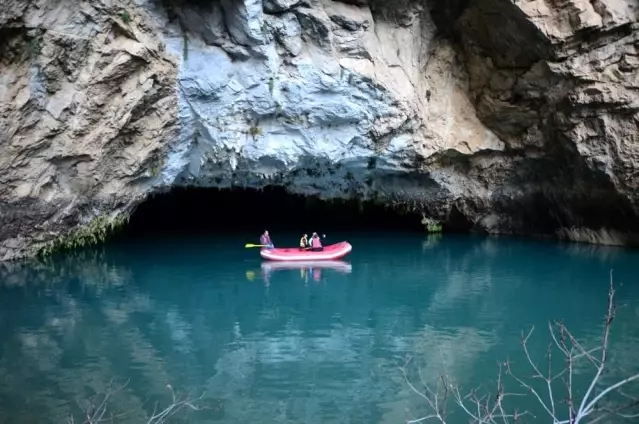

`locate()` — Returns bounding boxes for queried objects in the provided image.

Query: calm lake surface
[0,233,638,423]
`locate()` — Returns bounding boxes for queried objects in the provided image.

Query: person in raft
[260,230,274,249]
[309,232,323,251]
[299,233,309,250]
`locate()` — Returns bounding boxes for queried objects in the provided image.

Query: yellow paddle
[245,243,267,248]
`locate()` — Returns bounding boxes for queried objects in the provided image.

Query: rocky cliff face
[1,0,638,260]
[0,0,179,259]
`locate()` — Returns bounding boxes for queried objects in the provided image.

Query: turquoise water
[0,233,638,423]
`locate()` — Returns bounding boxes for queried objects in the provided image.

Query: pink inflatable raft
[260,241,352,261]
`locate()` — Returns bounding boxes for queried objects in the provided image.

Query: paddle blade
[245,244,265,248]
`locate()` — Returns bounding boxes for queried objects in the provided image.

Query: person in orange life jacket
[309,232,323,251]
[260,230,274,249]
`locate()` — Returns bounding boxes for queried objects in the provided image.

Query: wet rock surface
[1,0,638,260]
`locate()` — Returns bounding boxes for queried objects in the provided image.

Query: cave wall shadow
[114,187,426,241]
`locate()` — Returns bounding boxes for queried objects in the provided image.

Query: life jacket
[311,236,322,248]
[300,237,308,247]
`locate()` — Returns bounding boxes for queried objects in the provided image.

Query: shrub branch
[67,380,205,424]
[402,272,639,424]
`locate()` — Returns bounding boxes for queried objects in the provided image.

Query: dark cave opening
[115,186,426,241]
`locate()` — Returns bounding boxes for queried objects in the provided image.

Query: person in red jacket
[309,232,323,251]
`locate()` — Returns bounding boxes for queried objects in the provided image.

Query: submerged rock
[1,0,638,260]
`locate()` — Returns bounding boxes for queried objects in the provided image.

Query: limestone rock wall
[0,0,178,260]
[155,0,502,198]
[1,0,638,260]
[455,0,639,242]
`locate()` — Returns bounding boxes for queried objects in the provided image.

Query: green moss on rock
[421,216,443,233]
[29,213,130,257]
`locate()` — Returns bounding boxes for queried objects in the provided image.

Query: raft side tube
[260,242,352,261]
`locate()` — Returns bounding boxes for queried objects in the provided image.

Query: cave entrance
[115,186,425,241]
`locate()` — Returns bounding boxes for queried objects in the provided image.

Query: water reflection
[0,251,196,423]
[0,236,637,424]
[258,260,352,285]
[421,233,443,250]
[261,260,353,274]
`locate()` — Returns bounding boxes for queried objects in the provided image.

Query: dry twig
[67,380,205,424]
[402,273,639,424]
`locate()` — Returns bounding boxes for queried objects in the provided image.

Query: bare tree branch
[402,273,639,424]
[400,356,449,424]
[68,380,205,424]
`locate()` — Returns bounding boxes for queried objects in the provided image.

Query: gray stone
[220,41,253,61]
[326,1,371,31]
[178,2,227,45]
[268,13,302,56]
[221,0,268,46]
[263,0,301,14]
[294,7,332,47]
